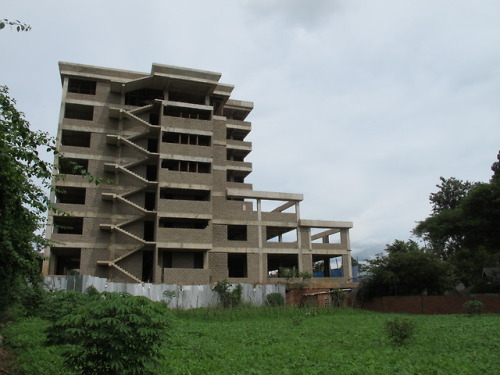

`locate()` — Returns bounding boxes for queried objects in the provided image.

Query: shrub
[39,290,90,323]
[463,300,484,315]
[385,317,416,346]
[47,292,171,375]
[213,280,243,308]
[266,293,285,307]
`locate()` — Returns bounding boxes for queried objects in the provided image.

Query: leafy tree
[414,152,500,288]
[385,239,420,254]
[491,151,500,183]
[0,85,56,312]
[0,84,104,314]
[414,177,478,260]
[47,292,171,375]
[358,240,453,300]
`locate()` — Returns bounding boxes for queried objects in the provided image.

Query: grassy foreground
[161,307,500,375]
[3,307,499,374]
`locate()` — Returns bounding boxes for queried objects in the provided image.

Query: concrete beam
[227,188,303,202]
[300,219,353,229]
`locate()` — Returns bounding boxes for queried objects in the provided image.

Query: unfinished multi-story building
[43,62,355,288]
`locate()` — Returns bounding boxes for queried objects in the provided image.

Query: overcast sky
[2,0,500,260]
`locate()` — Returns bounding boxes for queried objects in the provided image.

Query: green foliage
[385,317,416,346]
[266,293,285,307]
[39,290,90,323]
[0,85,106,313]
[0,19,31,32]
[162,308,500,374]
[5,307,500,374]
[463,300,484,315]
[213,280,243,308]
[414,156,500,288]
[358,240,454,300]
[2,317,72,374]
[47,292,171,375]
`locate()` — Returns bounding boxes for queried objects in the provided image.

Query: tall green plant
[47,292,171,375]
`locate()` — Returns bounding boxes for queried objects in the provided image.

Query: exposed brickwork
[44,62,354,288]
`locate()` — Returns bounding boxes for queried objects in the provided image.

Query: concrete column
[341,229,353,280]
[257,199,262,249]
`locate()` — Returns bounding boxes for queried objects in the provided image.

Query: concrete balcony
[226,139,252,151]
[226,160,252,171]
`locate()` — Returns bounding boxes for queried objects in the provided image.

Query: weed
[213,280,242,308]
[385,316,416,346]
[266,293,285,307]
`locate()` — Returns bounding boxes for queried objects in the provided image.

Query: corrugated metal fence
[44,275,285,309]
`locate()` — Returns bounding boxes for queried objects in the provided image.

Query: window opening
[51,247,81,275]
[267,254,299,277]
[266,227,297,243]
[227,225,247,241]
[310,228,341,244]
[64,103,94,121]
[68,79,96,95]
[144,221,155,241]
[227,149,245,162]
[163,105,211,120]
[58,158,89,174]
[161,159,211,174]
[312,255,343,277]
[147,138,158,152]
[160,188,210,201]
[53,216,84,235]
[61,130,91,147]
[228,253,247,278]
[226,128,247,141]
[227,170,245,183]
[159,218,209,229]
[145,192,156,211]
[210,96,224,116]
[146,165,158,181]
[55,187,86,204]
[142,251,154,282]
[162,131,211,146]
[149,113,160,125]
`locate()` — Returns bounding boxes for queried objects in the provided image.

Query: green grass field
[160,307,500,375]
[4,307,500,375]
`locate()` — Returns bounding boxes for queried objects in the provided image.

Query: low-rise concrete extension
[43,62,356,288]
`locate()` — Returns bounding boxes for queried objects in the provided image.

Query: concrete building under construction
[43,62,355,288]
